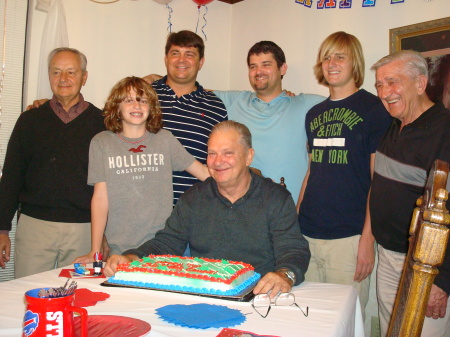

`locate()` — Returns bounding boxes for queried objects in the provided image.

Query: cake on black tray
[107,255,261,296]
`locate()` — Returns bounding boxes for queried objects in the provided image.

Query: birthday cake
[107,255,261,296]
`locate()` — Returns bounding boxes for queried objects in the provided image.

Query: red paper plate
[74,315,150,337]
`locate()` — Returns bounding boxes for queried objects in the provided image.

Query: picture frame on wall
[390,17,450,110]
[389,17,450,56]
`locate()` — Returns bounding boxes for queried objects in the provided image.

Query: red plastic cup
[23,288,88,337]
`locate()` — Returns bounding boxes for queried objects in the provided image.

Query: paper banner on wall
[295,0,405,8]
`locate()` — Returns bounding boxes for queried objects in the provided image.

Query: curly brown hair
[103,76,163,134]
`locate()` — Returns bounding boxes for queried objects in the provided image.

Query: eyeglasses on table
[251,292,309,318]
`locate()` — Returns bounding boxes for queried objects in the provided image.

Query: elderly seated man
[105,120,310,296]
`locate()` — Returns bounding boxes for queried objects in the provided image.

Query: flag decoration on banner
[362,0,376,7]
[295,0,313,8]
[317,0,337,8]
[295,0,405,8]
[339,0,352,8]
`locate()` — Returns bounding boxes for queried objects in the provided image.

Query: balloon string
[166,4,173,33]
[195,5,200,34]
[201,5,208,41]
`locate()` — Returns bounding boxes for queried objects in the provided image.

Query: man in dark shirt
[104,121,310,296]
[0,47,105,277]
[370,50,450,336]
[297,32,391,317]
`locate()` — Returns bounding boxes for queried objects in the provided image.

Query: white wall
[24,0,232,108]
[227,0,450,97]
[25,0,450,107]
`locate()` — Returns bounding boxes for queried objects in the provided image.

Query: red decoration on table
[58,269,106,279]
[217,328,281,337]
[74,288,110,307]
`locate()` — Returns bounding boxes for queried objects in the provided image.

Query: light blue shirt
[214,90,325,200]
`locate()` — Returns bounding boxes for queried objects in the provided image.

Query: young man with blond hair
[297,32,391,315]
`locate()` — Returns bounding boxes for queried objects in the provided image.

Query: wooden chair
[249,167,262,176]
[387,159,450,336]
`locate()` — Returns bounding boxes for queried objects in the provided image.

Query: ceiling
[217,0,246,4]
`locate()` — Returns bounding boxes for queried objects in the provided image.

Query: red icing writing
[185,263,217,275]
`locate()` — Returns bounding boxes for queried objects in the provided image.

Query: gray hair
[371,50,428,79]
[210,120,252,150]
[48,47,88,72]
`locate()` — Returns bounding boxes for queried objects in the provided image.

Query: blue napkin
[155,303,246,329]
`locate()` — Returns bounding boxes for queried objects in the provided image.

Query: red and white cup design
[23,288,88,337]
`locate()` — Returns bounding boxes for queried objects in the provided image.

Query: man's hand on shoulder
[283,89,296,97]
[253,270,294,299]
[142,74,163,85]
[103,254,137,277]
[26,98,49,111]
[0,232,11,269]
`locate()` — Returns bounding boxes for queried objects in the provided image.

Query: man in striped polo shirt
[151,31,227,205]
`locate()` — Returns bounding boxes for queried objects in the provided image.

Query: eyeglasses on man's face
[251,292,309,318]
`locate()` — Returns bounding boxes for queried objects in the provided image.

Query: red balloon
[193,0,214,6]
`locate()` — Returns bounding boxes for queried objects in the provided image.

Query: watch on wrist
[277,268,296,285]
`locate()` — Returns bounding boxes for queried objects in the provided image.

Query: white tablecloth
[0,267,364,337]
